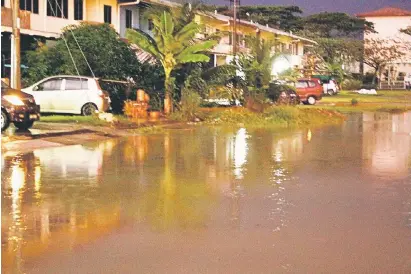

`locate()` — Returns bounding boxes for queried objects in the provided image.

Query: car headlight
[3,95,25,106]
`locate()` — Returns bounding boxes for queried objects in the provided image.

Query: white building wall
[363,16,411,76]
[119,5,140,37]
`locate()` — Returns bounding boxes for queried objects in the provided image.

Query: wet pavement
[2,112,411,273]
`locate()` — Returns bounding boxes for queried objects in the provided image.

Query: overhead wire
[47,0,81,76]
[52,0,96,78]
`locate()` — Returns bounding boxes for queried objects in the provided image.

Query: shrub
[267,82,295,102]
[351,98,359,106]
[342,79,362,90]
[171,89,202,121]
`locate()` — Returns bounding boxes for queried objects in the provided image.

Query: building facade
[1,0,316,81]
[357,7,411,89]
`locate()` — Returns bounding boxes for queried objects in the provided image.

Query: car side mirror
[33,85,39,91]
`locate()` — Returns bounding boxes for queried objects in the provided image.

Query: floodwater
[2,112,411,273]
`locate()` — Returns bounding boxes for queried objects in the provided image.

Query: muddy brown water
[2,112,411,273]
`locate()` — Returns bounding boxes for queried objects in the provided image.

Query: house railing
[379,81,405,90]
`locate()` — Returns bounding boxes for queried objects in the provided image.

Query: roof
[357,7,411,17]
[206,12,316,44]
[136,0,316,45]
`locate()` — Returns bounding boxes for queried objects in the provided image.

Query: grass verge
[203,106,346,129]
[321,90,411,104]
[40,114,137,127]
[317,90,411,114]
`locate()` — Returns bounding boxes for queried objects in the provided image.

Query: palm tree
[126,5,218,114]
[238,36,279,88]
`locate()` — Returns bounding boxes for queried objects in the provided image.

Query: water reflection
[362,112,411,180]
[2,113,411,272]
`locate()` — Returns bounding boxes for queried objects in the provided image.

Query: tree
[217,5,303,32]
[400,26,411,36]
[23,23,144,86]
[238,36,278,88]
[300,12,375,38]
[126,4,218,114]
[363,38,406,84]
[312,38,363,64]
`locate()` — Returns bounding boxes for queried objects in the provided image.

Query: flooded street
[2,112,411,273]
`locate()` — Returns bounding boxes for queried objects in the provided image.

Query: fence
[379,81,406,90]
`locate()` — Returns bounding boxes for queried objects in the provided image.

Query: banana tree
[238,36,279,88]
[126,6,217,114]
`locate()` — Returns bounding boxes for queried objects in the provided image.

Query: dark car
[276,89,300,105]
[1,81,40,131]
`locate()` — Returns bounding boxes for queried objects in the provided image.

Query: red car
[295,78,323,105]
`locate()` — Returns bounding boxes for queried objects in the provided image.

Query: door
[31,77,63,112]
[60,78,89,114]
[295,80,309,100]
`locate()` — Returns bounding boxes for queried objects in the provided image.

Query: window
[104,5,112,24]
[38,79,63,91]
[74,0,83,20]
[1,0,4,7]
[125,9,132,29]
[293,44,299,55]
[308,81,316,87]
[296,81,308,89]
[148,19,154,31]
[20,0,39,13]
[47,0,68,18]
[64,78,88,90]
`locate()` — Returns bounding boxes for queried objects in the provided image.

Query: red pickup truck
[295,78,323,105]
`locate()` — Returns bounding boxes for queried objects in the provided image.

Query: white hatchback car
[23,76,111,115]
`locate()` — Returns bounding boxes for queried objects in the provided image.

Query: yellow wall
[85,0,119,31]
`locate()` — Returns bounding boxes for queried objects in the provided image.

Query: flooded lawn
[2,112,411,273]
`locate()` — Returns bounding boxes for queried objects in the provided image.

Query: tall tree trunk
[371,67,378,85]
[164,69,172,114]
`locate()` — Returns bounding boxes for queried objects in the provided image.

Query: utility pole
[232,0,237,57]
[11,0,21,89]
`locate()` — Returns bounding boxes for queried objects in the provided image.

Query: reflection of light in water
[362,112,411,180]
[9,164,25,273]
[233,128,248,179]
[35,145,104,181]
[274,142,283,162]
[11,165,25,202]
[268,166,291,233]
[307,129,312,142]
[34,166,42,193]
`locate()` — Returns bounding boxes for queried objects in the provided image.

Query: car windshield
[1,81,10,89]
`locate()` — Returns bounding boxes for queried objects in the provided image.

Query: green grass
[203,106,345,129]
[321,90,411,104]
[40,114,137,127]
[317,90,411,113]
[313,105,411,113]
[127,126,166,134]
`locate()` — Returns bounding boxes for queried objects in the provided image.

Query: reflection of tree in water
[120,132,215,231]
[240,129,301,232]
[1,152,40,272]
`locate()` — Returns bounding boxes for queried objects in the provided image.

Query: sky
[208,0,411,15]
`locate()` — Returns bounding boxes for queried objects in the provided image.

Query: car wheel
[1,109,10,131]
[81,103,98,116]
[13,121,34,130]
[327,89,334,96]
[307,96,316,105]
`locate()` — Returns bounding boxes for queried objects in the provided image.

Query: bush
[342,79,362,90]
[23,23,150,86]
[351,98,359,106]
[267,82,295,102]
[171,89,202,121]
